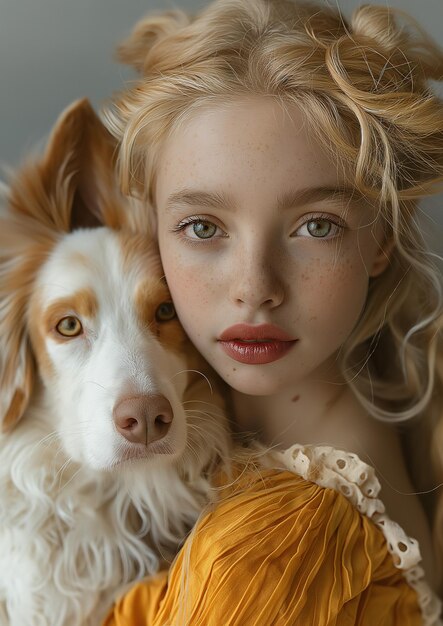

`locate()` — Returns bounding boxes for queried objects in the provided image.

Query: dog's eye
[56,316,83,337]
[155,302,176,322]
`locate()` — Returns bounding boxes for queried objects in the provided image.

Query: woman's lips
[218,323,297,365]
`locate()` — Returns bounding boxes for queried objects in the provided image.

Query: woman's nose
[229,249,285,310]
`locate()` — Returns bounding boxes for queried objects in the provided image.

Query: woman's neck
[231,365,359,451]
[230,367,439,590]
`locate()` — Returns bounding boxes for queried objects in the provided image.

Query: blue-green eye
[307,219,333,238]
[191,221,217,239]
[155,302,176,322]
[293,215,343,240]
[173,216,223,241]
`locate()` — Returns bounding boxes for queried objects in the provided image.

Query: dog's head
[0,100,226,471]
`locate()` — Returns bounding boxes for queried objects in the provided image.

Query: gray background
[1,0,442,252]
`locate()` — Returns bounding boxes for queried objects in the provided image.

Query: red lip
[218,324,297,365]
[219,323,296,342]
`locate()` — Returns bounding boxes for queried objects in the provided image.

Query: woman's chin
[218,366,290,396]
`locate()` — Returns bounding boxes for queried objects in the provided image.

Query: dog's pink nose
[113,394,173,446]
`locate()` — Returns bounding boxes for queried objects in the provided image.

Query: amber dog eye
[56,316,83,337]
[155,302,176,322]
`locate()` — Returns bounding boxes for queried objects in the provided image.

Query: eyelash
[171,212,345,244]
[170,215,225,245]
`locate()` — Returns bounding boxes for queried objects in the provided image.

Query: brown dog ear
[8,98,126,234]
[40,98,125,231]
[0,183,36,433]
[0,100,126,433]
[0,339,35,434]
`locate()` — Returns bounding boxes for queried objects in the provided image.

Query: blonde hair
[103,0,443,581]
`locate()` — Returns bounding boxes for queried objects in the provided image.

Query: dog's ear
[0,183,36,433]
[0,333,35,434]
[40,98,125,231]
[7,99,126,234]
[0,100,127,433]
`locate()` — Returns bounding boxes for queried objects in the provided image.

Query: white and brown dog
[0,100,231,626]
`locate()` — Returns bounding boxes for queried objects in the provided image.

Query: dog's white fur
[0,101,231,626]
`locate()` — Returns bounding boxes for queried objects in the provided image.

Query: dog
[0,99,231,626]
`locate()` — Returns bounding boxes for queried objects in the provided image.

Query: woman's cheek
[161,248,215,335]
[295,255,370,345]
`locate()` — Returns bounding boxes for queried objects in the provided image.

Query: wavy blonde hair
[103,0,443,581]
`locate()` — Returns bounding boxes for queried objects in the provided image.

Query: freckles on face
[297,252,368,346]
[155,97,384,394]
[161,245,219,343]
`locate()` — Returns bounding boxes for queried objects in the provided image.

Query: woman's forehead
[155,96,346,206]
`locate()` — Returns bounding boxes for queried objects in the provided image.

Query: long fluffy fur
[0,389,229,625]
[0,100,231,626]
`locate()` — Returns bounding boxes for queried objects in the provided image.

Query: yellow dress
[102,446,440,626]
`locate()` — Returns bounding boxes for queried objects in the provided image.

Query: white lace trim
[275,444,442,626]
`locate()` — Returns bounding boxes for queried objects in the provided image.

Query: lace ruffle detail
[275,444,442,626]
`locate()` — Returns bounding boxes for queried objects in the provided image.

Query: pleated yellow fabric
[102,468,422,626]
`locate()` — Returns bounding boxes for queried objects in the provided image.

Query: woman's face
[155,97,389,395]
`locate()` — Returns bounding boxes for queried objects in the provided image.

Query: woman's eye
[295,217,342,239]
[190,220,217,239]
[155,301,176,322]
[56,316,83,337]
[173,217,225,241]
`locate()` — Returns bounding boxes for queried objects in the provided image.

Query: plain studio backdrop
[1,0,442,254]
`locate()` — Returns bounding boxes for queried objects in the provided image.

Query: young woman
[102,0,443,622]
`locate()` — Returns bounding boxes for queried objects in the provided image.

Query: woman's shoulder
[211,448,416,574]
[103,450,440,626]
[186,449,432,625]
[252,443,441,625]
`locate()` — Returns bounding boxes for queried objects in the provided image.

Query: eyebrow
[164,185,363,213]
